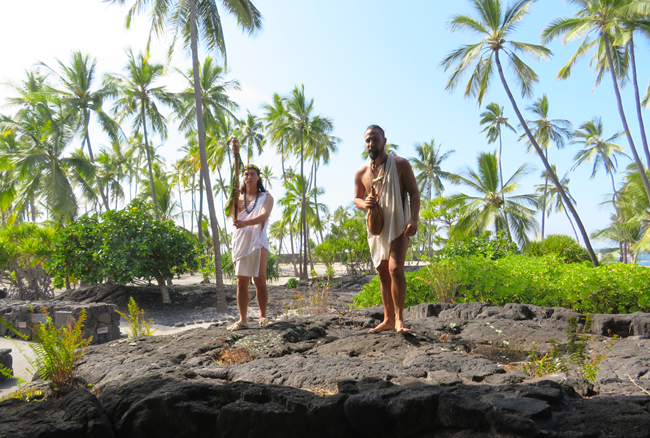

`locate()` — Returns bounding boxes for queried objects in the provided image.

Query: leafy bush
[0,223,56,299]
[525,234,590,264]
[352,254,650,314]
[286,278,298,289]
[49,200,199,303]
[116,296,156,337]
[314,214,373,274]
[29,309,91,395]
[441,231,518,261]
[352,271,429,308]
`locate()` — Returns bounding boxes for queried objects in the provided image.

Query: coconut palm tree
[106,0,262,312]
[259,165,276,189]
[535,166,579,242]
[41,51,121,212]
[0,96,90,224]
[104,49,177,219]
[520,95,572,239]
[409,139,455,200]
[449,151,538,248]
[571,117,627,259]
[542,0,650,205]
[441,0,599,266]
[237,111,265,163]
[479,103,516,189]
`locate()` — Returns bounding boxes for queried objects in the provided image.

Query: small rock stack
[0,300,120,344]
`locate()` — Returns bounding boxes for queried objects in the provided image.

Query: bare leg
[253,248,269,320]
[235,275,250,326]
[369,234,409,333]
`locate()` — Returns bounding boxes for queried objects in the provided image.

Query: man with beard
[354,125,420,333]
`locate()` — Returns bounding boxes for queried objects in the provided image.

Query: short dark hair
[366,124,385,138]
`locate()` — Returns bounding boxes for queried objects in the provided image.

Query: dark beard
[369,148,382,160]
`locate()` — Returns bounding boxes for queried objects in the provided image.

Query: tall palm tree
[542,0,650,205]
[267,85,335,279]
[104,49,177,219]
[449,151,538,248]
[237,111,264,163]
[410,139,455,200]
[41,51,121,212]
[479,102,517,189]
[259,165,276,189]
[106,0,263,312]
[535,166,579,242]
[520,95,572,239]
[571,117,627,259]
[441,0,599,266]
[0,96,89,224]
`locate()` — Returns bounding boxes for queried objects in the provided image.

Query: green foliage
[49,199,199,293]
[325,265,336,281]
[352,271,429,309]
[116,296,156,337]
[0,222,56,299]
[415,261,460,303]
[286,278,298,289]
[266,251,280,282]
[353,254,650,314]
[525,234,590,264]
[314,214,373,275]
[522,317,606,384]
[29,309,91,395]
[441,231,518,261]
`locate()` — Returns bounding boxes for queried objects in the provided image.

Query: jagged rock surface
[4,302,650,437]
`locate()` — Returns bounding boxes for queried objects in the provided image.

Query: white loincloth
[232,192,269,278]
[367,154,411,268]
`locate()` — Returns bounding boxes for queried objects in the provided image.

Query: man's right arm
[354,168,369,211]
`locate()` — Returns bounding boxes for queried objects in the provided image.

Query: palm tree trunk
[190,0,227,312]
[541,150,549,240]
[190,173,195,233]
[494,50,599,267]
[216,167,231,252]
[609,172,624,262]
[300,128,308,280]
[198,165,204,244]
[629,35,650,169]
[603,32,650,203]
[141,101,160,219]
[313,162,325,243]
[177,176,186,229]
[562,207,579,242]
[289,226,299,277]
[84,114,111,212]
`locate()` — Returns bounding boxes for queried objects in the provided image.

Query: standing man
[354,125,420,333]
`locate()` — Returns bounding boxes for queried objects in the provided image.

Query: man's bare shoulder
[355,162,371,179]
[393,154,414,171]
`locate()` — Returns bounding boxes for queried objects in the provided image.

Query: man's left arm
[399,158,420,237]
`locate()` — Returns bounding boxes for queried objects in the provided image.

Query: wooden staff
[231,137,241,219]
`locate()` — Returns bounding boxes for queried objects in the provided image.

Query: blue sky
[2,0,649,245]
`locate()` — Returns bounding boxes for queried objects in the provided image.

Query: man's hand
[364,196,378,210]
[403,218,418,237]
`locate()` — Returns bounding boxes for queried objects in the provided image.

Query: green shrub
[352,271,429,308]
[352,254,650,314]
[49,199,199,302]
[314,214,373,274]
[441,231,518,261]
[116,297,156,337]
[525,234,590,264]
[29,309,91,395]
[286,278,299,289]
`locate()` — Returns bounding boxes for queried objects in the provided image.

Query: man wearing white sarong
[227,164,274,331]
[354,125,420,333]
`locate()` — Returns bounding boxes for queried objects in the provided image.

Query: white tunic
[232,192,269,277]
[367,154,411,268]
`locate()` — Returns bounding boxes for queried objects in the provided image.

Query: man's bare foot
[368,321,395,333]
[395,322,410,334]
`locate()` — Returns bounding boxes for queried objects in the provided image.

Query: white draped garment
[232,192,269,277]
[367,154,411,268]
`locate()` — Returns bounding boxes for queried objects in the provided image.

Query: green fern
[116,297,156,337]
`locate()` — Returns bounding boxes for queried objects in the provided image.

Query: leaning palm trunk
[141,100,160,219]
[629,35,650,169]
[190,0,226,312]
[603,32,650,203]
[495,51,599,267]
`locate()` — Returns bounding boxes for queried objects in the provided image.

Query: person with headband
[227,164,275,331]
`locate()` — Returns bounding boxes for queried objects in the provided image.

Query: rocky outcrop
[4,301,650,437]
